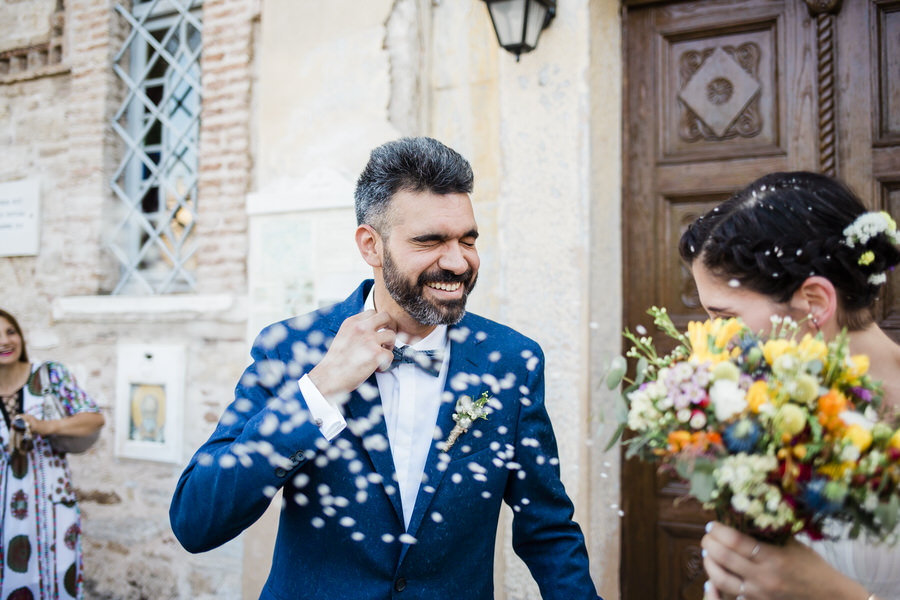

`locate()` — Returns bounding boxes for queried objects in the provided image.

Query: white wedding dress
[802,527,900,600]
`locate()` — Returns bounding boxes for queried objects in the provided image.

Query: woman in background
[0,309,104,600]
[678,172,900,600]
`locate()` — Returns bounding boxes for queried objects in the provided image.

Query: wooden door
[620,0,900,598]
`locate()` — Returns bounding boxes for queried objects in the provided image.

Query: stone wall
[0,0,257,597]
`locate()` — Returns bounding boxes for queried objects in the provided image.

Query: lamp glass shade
[523,0,548,49]
[485,0,551,55]
[485,0,526,49]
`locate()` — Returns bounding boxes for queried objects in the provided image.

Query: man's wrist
[298,374,346,440]
[308,364,340,399]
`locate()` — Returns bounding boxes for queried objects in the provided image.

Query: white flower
[676,408,692,423]
[656,394,674,411]
[868,273,887,285]
[843,211,900,247]
[732,493,751,512]
[673,363,694,382]
[689,411,707,429]
[839,410,874,430]
[710,379,747,422]
[840,444,861,463]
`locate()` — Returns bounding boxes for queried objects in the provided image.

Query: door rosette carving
[677,43,763,142]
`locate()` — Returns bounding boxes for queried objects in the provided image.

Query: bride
[678,171,900,600]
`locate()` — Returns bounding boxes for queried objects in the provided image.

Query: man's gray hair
[354,137,474,231]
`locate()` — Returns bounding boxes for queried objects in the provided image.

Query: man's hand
[308,310,397,400]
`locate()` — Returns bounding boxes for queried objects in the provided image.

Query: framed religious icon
[115,343,184,462]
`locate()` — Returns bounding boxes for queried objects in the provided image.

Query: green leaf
[688,466,717,503]
[614,394,629,423]
[606,356,627,390]
[634,357,649,386]
[603,422,627,452]
[675,457,718,503]
[624,436,651,459]
[875,495,900,534]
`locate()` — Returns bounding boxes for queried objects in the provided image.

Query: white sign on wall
[0,178,40,257]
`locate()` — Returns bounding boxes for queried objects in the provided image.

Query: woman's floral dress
[0,362,100,600]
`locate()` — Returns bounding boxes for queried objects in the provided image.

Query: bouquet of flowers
[607,307,900,544]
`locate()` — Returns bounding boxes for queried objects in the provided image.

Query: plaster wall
[246,0,623,598]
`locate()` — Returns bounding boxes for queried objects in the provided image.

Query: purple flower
[849,386,873,403]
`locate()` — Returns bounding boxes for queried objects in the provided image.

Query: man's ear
[791,276,837,329]
[356,224,383,268]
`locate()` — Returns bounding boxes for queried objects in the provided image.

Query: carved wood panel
[662,20,782,161]
[874,2,900,144]
[658,520,708,600]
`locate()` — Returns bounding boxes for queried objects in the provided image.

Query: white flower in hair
[868,273,887,286]
[842,211,900,248]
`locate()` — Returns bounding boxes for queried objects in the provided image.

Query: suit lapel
[344,378,404,527]
[403,316,487,541]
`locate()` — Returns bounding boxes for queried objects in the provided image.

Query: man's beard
[382,247,477,326]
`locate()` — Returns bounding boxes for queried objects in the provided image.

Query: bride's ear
[791,276,837,329]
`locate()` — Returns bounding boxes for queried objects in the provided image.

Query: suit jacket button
[394,577,407,592]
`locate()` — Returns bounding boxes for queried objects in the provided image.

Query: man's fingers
[376,347,394,372]
[369,310,398,332]
[376,328,397,349]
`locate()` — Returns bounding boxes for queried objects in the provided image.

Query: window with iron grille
[110,0,202,294]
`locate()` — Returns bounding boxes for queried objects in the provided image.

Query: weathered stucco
[0,0,623,597]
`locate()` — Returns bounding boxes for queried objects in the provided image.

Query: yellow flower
[843,424,873,452]
[881,211,897,232]
[746,380,770,413]
[774,403,807,438]
[834,354,869,387]
[818,462,852,479]
[847,355,869,379]
[714,318,745,349]
[763,339,792,366]
[859,250,875,266]
[889,429,900,451]
[796,335,827,364]
[687,318,746,364]
[793,445,808,460]
[787,373,820,405]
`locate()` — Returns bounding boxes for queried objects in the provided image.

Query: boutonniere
[443,391,490,451]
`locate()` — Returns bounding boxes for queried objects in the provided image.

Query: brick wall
[195,0,257,294]
[0,0,258,597]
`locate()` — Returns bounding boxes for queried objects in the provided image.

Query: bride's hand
[701,522,870,600]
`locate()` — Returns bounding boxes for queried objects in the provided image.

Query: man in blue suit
[170,137,600,599]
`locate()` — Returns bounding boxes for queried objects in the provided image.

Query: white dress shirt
[298,291,450,529]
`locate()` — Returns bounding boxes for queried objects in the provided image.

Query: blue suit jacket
[170,281,599,599]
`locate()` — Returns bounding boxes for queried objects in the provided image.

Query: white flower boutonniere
[444,391,490,451]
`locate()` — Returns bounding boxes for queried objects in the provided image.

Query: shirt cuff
[297,374,347,441]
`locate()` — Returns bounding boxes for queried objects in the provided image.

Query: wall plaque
[0,179,40,257]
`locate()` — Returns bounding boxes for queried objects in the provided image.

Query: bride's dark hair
[679,171,900,330]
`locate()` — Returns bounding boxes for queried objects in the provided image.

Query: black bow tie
[390,346,443,377]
